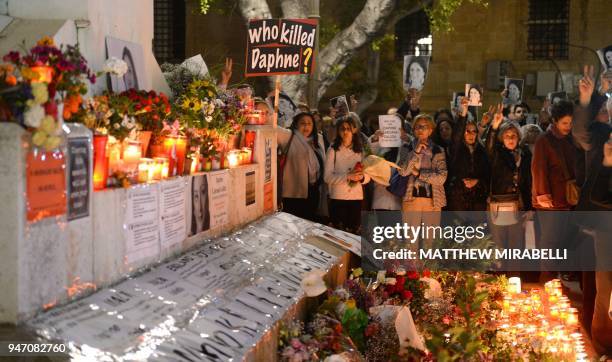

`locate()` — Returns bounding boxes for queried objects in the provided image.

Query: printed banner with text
[245,18,318,77]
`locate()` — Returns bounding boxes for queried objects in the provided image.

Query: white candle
[508,277,521,294]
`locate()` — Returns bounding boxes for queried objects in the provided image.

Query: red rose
[353,161,363,171]
[395,276,406,293]
[44,101,57,117]
[334,324,342,334]
[422,269,431,278]
[407,271,419,280]
[402,290,413,300]
[442,315,451,325]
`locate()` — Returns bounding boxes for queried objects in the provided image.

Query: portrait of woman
[403,56,430,91]
[598,45,612,70]
[106,37,147,92]
[122,47,139,90]
[504,79,523,105]
[465,84,483,107]
[191,174,210,235]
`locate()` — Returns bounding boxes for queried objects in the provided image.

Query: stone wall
[0,0,170,95]
[0,123,277,323]
[419,0,611,114]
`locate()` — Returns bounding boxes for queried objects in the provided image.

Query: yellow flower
[40,115,57,134]
[32,130,48,146]
[20,67,38,81]
[31,82,49,104]
[345,299,356,310]
[37,36,55,46]
[181,97,202,112]
[44,135,61,150]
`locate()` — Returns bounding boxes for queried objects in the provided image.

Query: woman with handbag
[324,116,371,233]
[485,104,532,253]
[447,98,490,211]
[397,114,448,247]
[368,122,413,211]
[277,112,325,222]
[531,99,580,282]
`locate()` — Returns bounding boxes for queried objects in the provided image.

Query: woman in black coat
[485,105,532,256]
[446,100,490,211]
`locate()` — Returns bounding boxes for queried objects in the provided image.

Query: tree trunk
[237,0,427,107]
[354,46,380,116]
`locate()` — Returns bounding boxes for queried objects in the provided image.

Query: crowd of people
[219,59,611,354]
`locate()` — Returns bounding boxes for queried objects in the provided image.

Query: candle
[242,147,253,164]
[138,158,154,183]
[508,277,521,294]
[162,136,179,176]
[123,141,141,165]
[175,137,187,175]
[227,150,240,168]
[189,154,200,174]
[566,308,578,327]
[153,157,168,180]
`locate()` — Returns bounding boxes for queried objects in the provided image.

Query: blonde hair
[412,114,436,130]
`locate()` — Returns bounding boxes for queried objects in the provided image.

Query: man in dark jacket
[573,65,612,355]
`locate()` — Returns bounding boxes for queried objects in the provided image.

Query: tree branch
[316,0,398,100]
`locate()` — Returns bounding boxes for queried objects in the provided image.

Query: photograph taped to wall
[189,174,210,236]
[403,55,430,91]
[465,84,483,107]
[503,78,524,105]
[106,36,148,92]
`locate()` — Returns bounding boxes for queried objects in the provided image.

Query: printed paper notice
[125,184,160,263]
[208,170,229,229]
[160,178,187,248]
[378,115,402,148]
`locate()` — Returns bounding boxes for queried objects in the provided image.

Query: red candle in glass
[93,134,109,190]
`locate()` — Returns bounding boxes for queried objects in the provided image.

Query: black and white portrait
[190,174,210,236]
[330,95,349,117]
[597,45,612,71]
[503,78,523,105]
[465,84,483,107]
[271,91,298,128]
[547,91,567,105]
[106,37,147,92]
[403,55,430,91]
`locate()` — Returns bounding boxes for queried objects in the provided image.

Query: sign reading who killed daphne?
[246,18,318,76]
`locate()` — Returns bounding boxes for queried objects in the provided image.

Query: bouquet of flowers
[1,37,95,150]
[120,88,171,141]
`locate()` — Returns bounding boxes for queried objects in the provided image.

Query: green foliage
[422,0,488,33]
[198,0,213,14]
[341,307,369,351]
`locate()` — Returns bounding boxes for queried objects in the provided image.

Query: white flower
[301,269,326,297]
[103,57,128,77]
[420,277,442,300]
[121,115,129,128]
[376,270,386,283]
[24,104,45,128]
[205,116,212,123]
[395,267,406,276]
[113,123,120,129]
[214,98,224,107]
[324,354,350,362]
[385,277,397,286]
[207,103,215,115]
